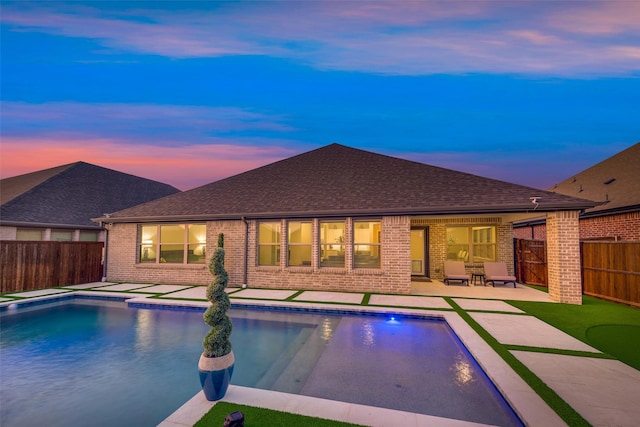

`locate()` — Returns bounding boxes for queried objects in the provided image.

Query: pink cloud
[0,137,297,190]
[549,1,640,35]
[2,1,638,76]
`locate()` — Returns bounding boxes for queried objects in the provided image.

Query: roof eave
[0,220,102,229]
[95,203,595,224]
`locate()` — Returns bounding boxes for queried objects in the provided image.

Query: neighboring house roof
[1,162,180,228]
[101,144,595,223]
[549,142,640,217]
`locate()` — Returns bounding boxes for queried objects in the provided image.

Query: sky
[1,1,638,191]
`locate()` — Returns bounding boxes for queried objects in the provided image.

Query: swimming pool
[0,297,523,426]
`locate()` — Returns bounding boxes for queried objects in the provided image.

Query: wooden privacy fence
[0,241,104,293]
[514,238,640,307]
[582,241,640,308]
[514,238,548,286]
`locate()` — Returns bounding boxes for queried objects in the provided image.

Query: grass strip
[508,295,640,370]
[445,297,590,427]
[194,402,365,427]
[361,293,371,305]
[504,345,616,359]
[286,290,306,301]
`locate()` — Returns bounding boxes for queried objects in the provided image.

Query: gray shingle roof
[1,162,180,228]
[549,142,640,216]
[103,144,595,223]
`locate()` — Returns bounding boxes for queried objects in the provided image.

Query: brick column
[546,211,582,304]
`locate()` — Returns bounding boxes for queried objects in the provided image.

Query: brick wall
[248,216,412,294]
[580,212,640,241]
[546,211,582,304]
[106,215,518,293]
[514,211,639,242]
[513,224,547,240]
[107,223,211,285]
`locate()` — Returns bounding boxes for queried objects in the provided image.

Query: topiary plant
[202,233,232,358]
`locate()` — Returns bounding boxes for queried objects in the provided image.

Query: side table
[472,273,485,286]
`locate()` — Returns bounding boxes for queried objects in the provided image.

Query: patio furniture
[472,273,485,286]
[443,261,470,286]
[483,262,517,287]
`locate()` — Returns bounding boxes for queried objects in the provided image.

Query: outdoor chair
[483,262,517,287]
[443,261,470,286]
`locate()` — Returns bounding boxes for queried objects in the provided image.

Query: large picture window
[320,221,345,267]
[353,221,381,268]
[288,221,312,266]
[258,222,281,266]
[139,224,205,264]
[446,226,496,263]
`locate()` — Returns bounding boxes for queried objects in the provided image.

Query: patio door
[411,227,429,278]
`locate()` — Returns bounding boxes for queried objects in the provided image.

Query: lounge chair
[443,261,470,286]
[483,262,517,288]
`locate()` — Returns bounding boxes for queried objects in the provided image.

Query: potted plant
[198,233,234,401]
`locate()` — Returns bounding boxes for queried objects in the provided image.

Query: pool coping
[1,289,565,427]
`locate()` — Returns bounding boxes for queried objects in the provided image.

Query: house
[514,142,640,241]
[95,144,596,304]
[1,162,180,242]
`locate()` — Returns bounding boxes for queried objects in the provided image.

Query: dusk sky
[1,1,638,191]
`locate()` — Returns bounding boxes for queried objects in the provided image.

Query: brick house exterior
[514,142,640,242]
[97,144,594,304]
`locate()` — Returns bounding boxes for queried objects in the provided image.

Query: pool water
[0,298,523,427]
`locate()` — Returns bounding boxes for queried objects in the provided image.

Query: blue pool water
[0,297,523,427]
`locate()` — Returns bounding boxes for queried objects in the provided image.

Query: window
[353,221,381,268]
[139,224,205,264]
[51,229,72,241]
[16,229,43,241]
[320,221,345,267]
[288,221,312,266]
[79,231,99,242]
[446,226,496,263]
[258,222,280,266]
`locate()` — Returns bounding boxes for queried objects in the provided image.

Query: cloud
[0,136,298,190]
[1,101,295,144]
[2,1,639,76]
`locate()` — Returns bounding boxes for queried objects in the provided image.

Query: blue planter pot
[198,351,235,401]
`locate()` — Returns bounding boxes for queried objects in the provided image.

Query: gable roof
[1,162,180,228]
[548,142,640,217]
[101,144,595,223]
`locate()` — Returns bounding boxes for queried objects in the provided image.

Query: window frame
[257,221,281,266]
[319,220,346,268]
[446,225,497,263]
[138,223,206,265]
[287,220,312,267]
[353,220,381,269]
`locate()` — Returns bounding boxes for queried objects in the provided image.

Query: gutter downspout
[242,216,249,287]
[100,221,109,282]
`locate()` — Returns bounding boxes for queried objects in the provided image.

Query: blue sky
[1,0,638,190]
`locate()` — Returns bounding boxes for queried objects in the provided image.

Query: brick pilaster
[546,211,582,304]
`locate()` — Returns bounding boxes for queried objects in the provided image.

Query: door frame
[410,226,430,278]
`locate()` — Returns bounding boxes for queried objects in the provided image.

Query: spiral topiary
[202,233,232,358]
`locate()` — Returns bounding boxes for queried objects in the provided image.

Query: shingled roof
[1,162,180,228]
[101,144,595,223]
[549,142,640,217]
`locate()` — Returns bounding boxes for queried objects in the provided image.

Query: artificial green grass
[509,295,640,370]
[194,402,365,427]
[445,297,591,427]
